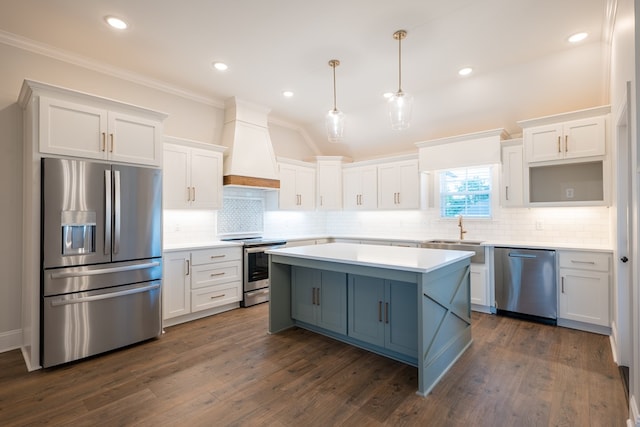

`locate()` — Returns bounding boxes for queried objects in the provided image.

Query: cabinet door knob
[621,256,629,263]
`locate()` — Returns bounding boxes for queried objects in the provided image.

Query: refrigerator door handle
[113,170,121,255]
[49,283,160,307]
[49,261,161,279]
[104,169,112,255]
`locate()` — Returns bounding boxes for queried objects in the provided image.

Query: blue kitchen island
[267,242,473,396]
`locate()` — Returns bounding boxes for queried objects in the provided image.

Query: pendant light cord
[397,35,402,93]
[332,62,337,111]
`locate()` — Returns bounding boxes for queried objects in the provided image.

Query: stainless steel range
[221,237,286,306]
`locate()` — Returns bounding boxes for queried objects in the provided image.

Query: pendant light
[388,30,413,130]
[326,59,345,143]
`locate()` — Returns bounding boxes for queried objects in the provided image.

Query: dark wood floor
[0,304,628,426]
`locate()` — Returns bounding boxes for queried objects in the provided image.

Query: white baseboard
[0,328,22,353]
[628,394,638,427]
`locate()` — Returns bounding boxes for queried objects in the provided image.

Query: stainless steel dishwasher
[494,247,557,324]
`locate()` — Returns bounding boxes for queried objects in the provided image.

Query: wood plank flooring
[0,305,628,426]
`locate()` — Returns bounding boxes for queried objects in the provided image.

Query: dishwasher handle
[508,253,537,259]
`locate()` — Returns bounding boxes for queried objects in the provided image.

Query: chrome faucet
[458,215,467,240]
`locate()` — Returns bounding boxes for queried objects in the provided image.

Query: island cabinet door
[385,280,418,357]
[348,275,385,347]
[291,266,319,325]
[316,271,347,334]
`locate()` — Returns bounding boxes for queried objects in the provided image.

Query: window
[439,166,492,218]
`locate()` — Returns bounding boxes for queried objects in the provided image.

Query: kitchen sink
[421,240,486,264]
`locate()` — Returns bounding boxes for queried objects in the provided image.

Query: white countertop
[267,242,474,273]
[163,241,243,252]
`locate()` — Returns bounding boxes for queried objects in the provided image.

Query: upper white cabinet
[316,157,346,210]
[28,82,167,167]
[343,165,377,209]
[518,106,611,206]
[278,159,316,210]
[524,117,605,163]
[500,140,524,207]
[377,159,419,209]
[163,138,225,209]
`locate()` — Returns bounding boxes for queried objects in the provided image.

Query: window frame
[434,165,498,219]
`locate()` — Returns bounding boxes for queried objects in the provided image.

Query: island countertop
[267,242,474,274]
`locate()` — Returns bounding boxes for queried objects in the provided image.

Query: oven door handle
[245,289,269,298]
[245,244,286,254]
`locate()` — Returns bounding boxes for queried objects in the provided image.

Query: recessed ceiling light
[212,62,228,71]
[105,16,128,30]
[568,32,588,43]
[282,91,294,98]
[458,67,473,76]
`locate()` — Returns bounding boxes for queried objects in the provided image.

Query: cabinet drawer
[191,261,241,289]
[191,247,241,265]
[559,251,610,272]
[191,282,241,312]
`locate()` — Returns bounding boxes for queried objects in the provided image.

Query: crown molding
[0,29,223,108]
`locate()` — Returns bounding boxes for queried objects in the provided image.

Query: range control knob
[620,256,629,263]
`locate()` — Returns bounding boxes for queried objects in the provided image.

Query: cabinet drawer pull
[378,301,383,322]
[311,287,316,305]
[561,276,565,293]
[570,260,596,265]
[209,272,225,277]
[565,135,568,152]
[185,260,190,276]
[209,294,225,299]
[192,187,196,202]
[186,187,191,201]
[505,186,509,201]
[557,136,561,153]
[210,255,226,259]
[110,133,114,153]
[101,132,106,151]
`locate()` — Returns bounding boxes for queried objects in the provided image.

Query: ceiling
[0,0,613,159]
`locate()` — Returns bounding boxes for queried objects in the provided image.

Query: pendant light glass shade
[326,59,344,143]
[389,30,412,130]
[326,108,345,143]
[388,90,413,130]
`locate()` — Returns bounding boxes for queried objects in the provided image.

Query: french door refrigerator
[40,157,162,367]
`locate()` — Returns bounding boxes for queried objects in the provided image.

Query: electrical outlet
[566,188,574,199]
[535,220,544,230]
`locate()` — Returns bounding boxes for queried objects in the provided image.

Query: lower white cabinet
[470,264,488,308]
[558,250,611,330]
[163,246,242,325]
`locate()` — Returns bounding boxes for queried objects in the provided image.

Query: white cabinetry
[279,160,316,210]
[38,94,165,167]
[524,117,605,163]
[163,245,242,326]
[501,140,523,207]
[343,165,377,209]
[470,264,489,309]
[519,106,610,206]
[163,251,191,319]
[377,159,419,209]
[163,138,224,209]
[317,157,346,210]
[558,250,611,333]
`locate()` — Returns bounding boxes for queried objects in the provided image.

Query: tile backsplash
[164,188,612,248]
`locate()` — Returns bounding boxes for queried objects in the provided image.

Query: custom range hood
[220,97,280,189]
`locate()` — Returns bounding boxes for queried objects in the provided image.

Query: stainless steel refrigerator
[41,157,163,367]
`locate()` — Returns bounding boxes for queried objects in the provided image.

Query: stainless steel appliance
[494,247,557,324]
[41,158,163,367]
[221,237,286,306]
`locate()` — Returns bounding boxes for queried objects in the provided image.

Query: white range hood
[220,97,280,189]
